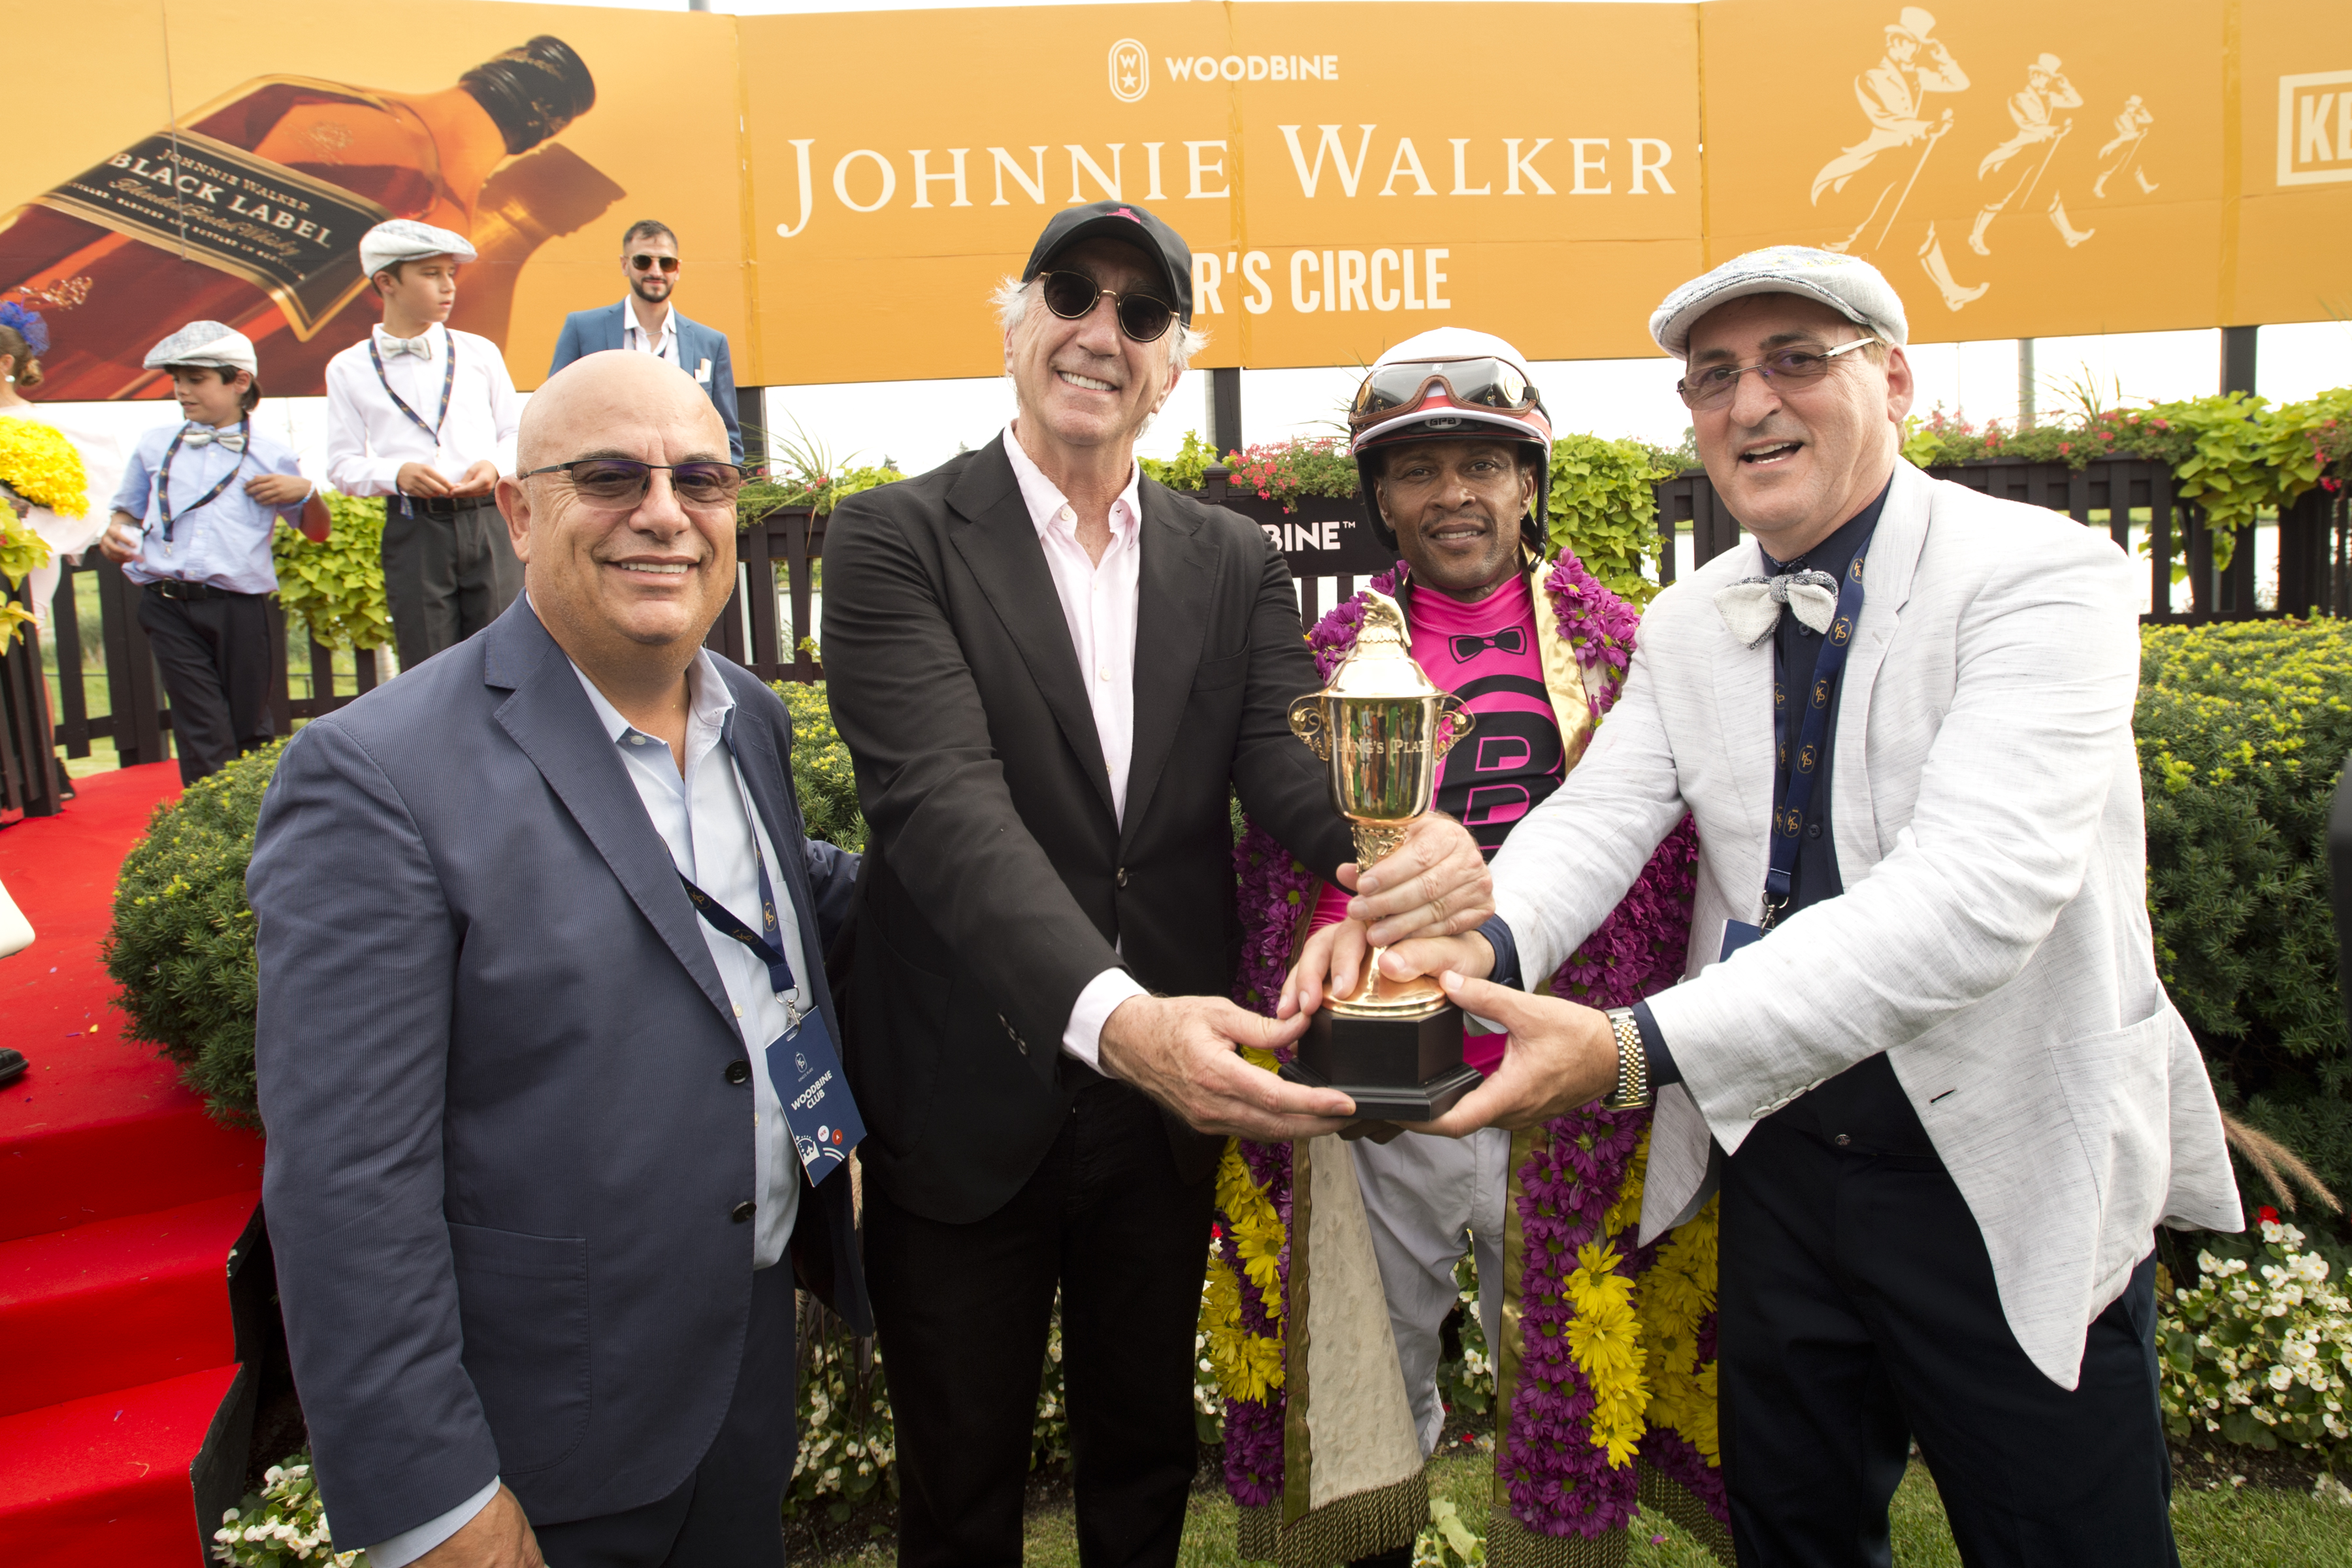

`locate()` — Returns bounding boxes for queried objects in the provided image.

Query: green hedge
[2140,623,2352,1228]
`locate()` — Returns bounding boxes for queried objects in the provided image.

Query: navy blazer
[547,301,743,463]
[249,598,864,1546]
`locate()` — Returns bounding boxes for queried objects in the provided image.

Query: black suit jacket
[822,435,1353,1224]
[249,600,867,1546]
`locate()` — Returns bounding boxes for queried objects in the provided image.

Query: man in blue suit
[547,220,745,465]
[250,352,856,1567]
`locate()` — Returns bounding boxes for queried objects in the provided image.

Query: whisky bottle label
[34,129,391,338]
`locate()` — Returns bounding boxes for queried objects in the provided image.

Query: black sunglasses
[519,458,746,507]
[630,254,680,273]
[1037,270,1176,343]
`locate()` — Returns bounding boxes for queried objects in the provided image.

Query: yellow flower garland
[0,417,89,518]
[1203,1054,1290,1406]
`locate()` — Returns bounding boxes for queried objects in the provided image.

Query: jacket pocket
[448,1223,591,1475]
[2047,1009,2170,1282]
[1192,649,1248,692]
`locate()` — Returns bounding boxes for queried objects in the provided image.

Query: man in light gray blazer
[1288,246,2238,1564]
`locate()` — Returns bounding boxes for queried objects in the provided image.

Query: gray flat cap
[1649,246,1908,360]
[359,220,478,279]
[143,321,257,375]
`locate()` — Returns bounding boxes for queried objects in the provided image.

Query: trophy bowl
[1282,591,1484,1122]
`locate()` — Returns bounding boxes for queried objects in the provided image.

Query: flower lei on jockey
[1211,331,1725,1563]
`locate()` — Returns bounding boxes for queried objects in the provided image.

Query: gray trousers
[1349,1126,1512,1455]
[381,497,523,672]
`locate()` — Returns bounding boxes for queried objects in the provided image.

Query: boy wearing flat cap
[325,219,524,672]
[99,322,321,783]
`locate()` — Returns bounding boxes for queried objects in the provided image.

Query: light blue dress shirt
[107,420,307,595]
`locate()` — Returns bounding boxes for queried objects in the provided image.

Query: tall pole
[2219,326,2258,397]
[2017,338,2036,431]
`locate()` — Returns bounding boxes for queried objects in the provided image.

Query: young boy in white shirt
[325,220,523,672]
[98,323,320,783]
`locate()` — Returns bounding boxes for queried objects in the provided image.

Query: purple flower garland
[1222,824,1317,1505]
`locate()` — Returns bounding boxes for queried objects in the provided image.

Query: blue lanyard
[153,420,249,546]
[1762,528,1873,929]
[676,725,801,1011]
[367,333,457,442]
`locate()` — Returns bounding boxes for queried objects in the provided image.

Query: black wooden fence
[5,459,2347,809]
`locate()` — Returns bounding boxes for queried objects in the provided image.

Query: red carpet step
[1,764,264,1565]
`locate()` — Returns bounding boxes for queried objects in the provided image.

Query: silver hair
[991,274,1206,378]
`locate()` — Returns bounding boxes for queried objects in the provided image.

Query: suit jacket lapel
[1120,487,1214,849]
[1830,461,1931,877]
[946,437,1117,820]
[1707,538,1777,920]
[600,301,627,353]
[484,605,737,1030]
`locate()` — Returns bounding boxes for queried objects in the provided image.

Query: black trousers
[381,496,523,672]
[866,1075,1214,1568]
[135,587,273,785]
[533,1260,797,1567]
[1718,1115,2177,1567]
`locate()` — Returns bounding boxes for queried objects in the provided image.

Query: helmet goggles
[1348,357,1542,437]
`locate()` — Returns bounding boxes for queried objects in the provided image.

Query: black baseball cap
[1021,201,1194,326]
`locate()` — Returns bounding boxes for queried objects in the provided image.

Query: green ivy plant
[1901,385,2352,576]
[271,494,390,651]
[1137,429,1217,492]
[1546,433,1675,608]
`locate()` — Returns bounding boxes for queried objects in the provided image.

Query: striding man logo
[1109,39,1150,103]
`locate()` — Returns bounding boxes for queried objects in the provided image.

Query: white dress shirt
[621,298,679,363]
[323,322,522,498]
[1000,425,1150,1069]
[366,647,811,1568]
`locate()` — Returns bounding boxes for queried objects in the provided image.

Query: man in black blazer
[823,202,1493,1567]
[250,352,862,1568]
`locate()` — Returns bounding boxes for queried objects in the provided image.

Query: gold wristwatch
[1601,1007,1652,1110]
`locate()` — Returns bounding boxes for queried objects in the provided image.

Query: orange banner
[0,0,2344,397]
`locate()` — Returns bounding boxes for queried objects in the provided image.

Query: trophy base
[1280,1003,1484,1122]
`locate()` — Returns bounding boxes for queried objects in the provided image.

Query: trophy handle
[1288,694,1331,761]
[1433,694,1476,760]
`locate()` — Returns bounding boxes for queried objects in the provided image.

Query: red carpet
[0,764,264,1565]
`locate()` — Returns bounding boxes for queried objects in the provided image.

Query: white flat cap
[1649,245,1908,360]
[143,321,257,375]
[359,220,477,279]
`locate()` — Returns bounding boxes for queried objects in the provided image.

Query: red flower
[2260,1205,2279,1225]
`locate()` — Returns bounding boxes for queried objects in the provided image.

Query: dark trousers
[135,587,273,785]
[866,1076,1214,1568]
[1718,1116,2176,1567]
[533,1260,797,1567]
[382,497,523,672]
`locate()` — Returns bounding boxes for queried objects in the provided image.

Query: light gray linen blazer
[1492,457,2240,1388]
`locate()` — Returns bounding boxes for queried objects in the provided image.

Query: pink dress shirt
[1001,425,1151,1069]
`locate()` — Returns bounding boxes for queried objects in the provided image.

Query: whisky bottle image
[0,36,595,400]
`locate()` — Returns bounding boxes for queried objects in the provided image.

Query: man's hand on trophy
[1098,994,1358,1141]
[1403,972,1618,1137]
[1275,921,1495,1022]
[1337,814,1493,945]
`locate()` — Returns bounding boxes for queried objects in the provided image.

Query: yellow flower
[0,418,88,517]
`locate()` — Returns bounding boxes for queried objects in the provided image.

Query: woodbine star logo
[1109,39,1149,103]
[1108,40,1346,99]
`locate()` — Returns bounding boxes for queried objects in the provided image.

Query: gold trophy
[1284,591,1485,1120]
